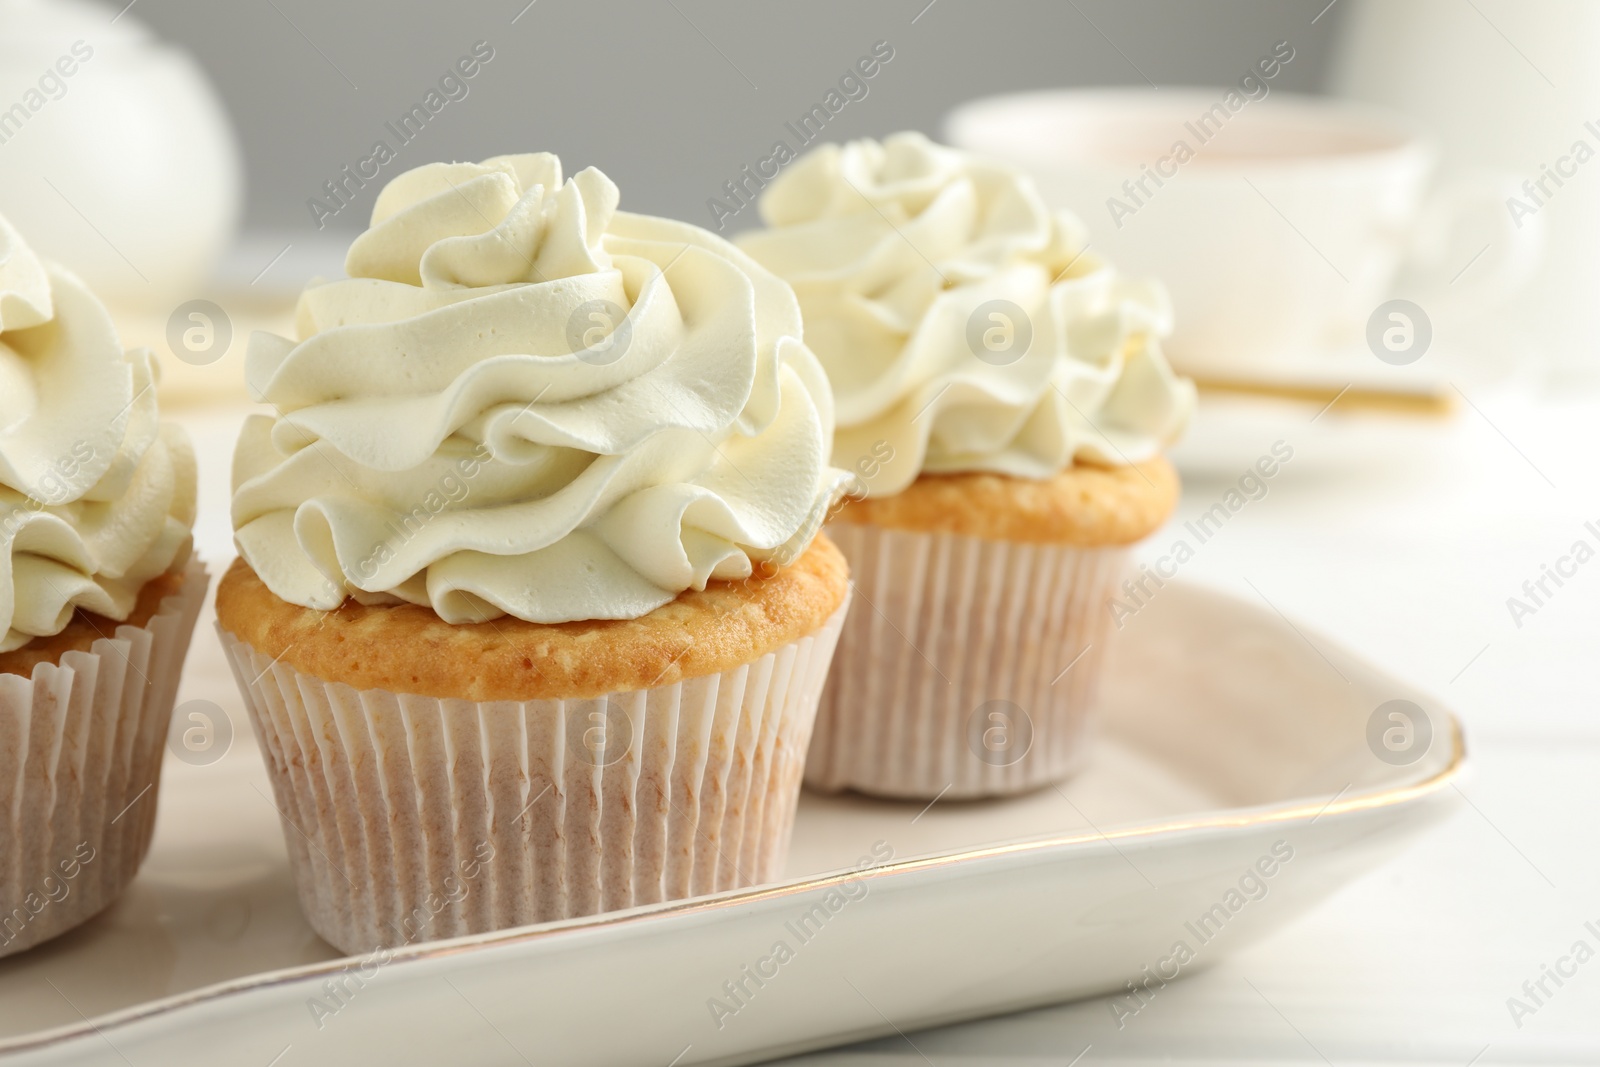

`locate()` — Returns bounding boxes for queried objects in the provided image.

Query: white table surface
[763,386,1600,1065]
[159,378,1599,1066]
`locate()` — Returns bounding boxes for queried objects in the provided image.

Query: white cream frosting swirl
[233,153,848,624]
[0,215,196,652]
[737,131,1194,497]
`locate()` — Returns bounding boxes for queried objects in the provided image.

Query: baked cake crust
[0,567,190,677]
[214,534,849,702]
[831,456,1179,545]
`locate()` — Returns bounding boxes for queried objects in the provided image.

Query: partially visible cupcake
[738,132,1192,798]
[0,215,204,957]
[216,154,850,953]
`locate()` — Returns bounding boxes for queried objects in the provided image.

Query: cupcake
[216,154,851,953]
[737,132,1193,799]
[0,215,204,957]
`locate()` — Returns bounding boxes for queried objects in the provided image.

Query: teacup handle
[1396,172,1544,317]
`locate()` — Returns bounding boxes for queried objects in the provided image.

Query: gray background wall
[135,0,1346,236]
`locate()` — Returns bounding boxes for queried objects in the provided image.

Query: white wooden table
[762,387,1600,1065]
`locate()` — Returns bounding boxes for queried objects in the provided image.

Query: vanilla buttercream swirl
[0,215,196,652]
[736,131,1194,497]
[233,154,848,624]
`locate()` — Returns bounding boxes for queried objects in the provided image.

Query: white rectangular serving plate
[0,581,1463,1067]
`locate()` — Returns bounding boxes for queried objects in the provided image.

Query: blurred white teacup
[947,89,1537,381]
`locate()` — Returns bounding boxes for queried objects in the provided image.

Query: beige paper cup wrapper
[0,556,209,958]
[220,597,847,956]
[807,525,1127,799]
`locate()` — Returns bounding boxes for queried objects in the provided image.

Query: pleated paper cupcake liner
[0,555,209,958]
[807,525,1127,799]
[220,597,848,956]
